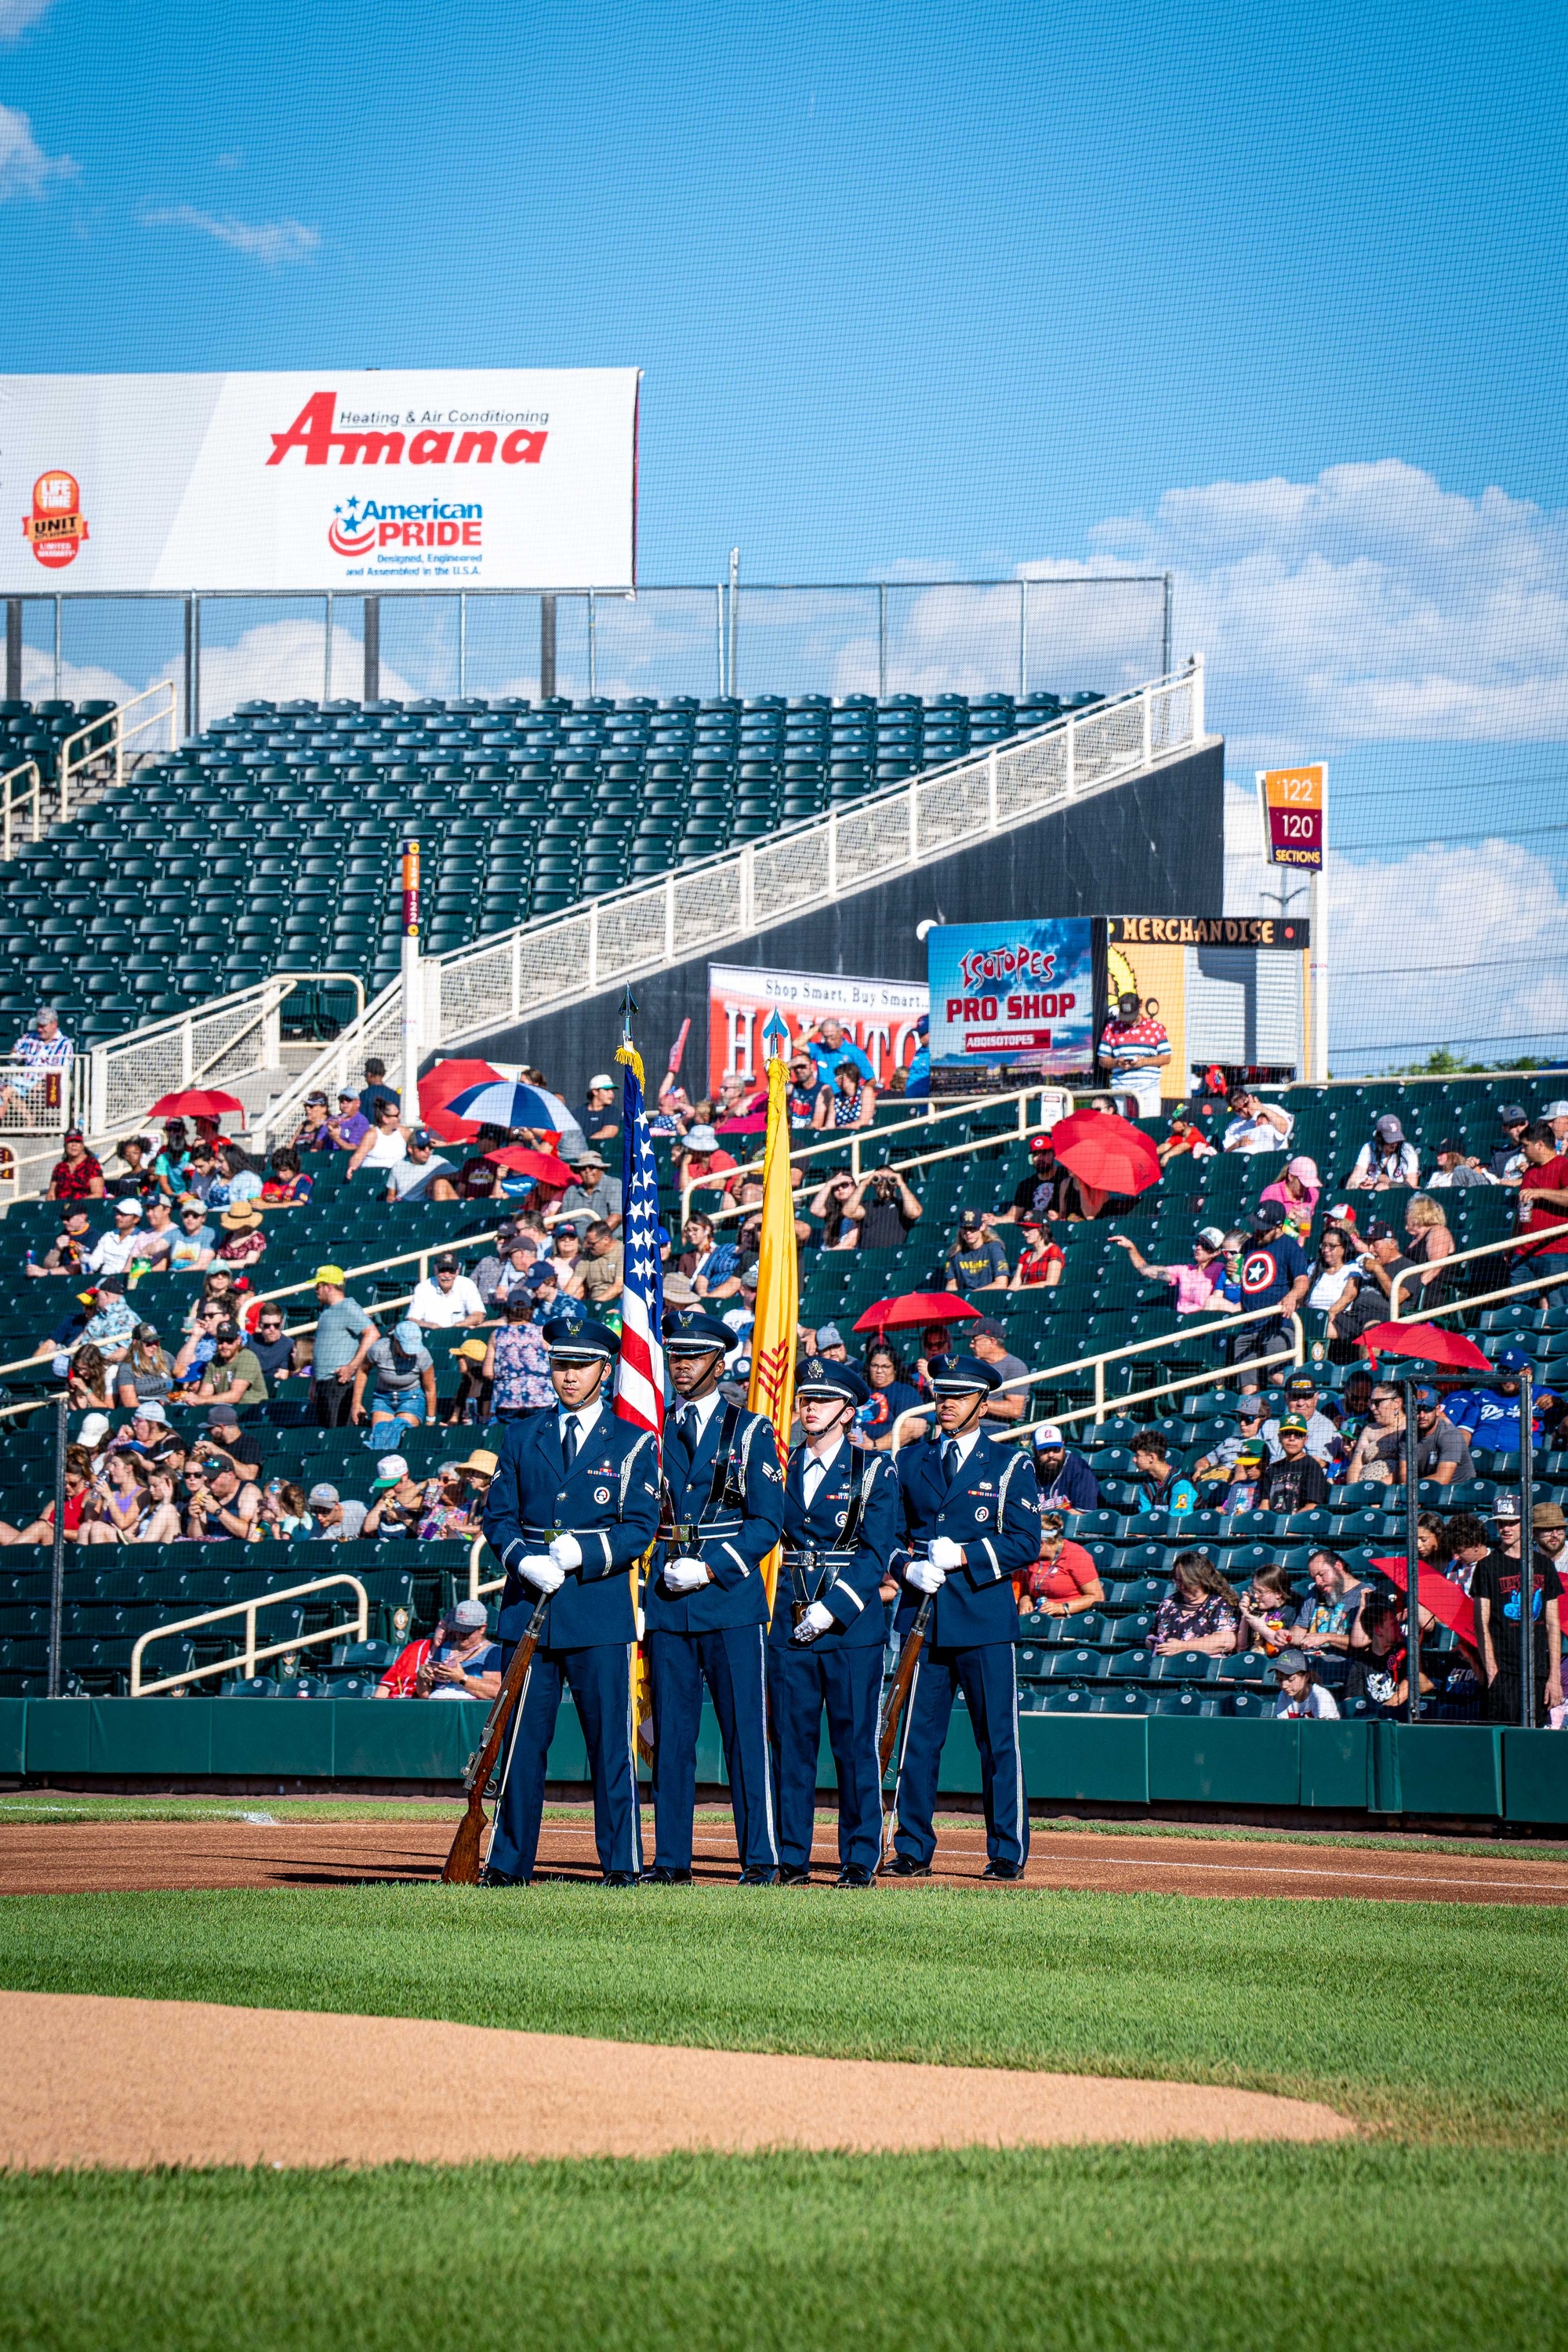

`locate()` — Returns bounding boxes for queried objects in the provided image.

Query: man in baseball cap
[887,1346,1040,1883]
[1490,1104,1530,1181]
[1004,1130,1061,1224]
[1029,1421,1100,1512]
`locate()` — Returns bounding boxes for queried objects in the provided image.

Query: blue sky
[0,0,1565,1066]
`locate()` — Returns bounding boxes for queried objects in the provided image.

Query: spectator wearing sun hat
[558,1149,623,1231]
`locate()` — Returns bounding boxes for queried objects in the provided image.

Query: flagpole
[747,1011,800,1619]
[611,986,662,1780]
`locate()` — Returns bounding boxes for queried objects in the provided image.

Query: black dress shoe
[478,1864,529,1888]
[778,1864,812,1885]
[646,1865,694,1886]
[982,1860,1025,1881]
[883,1855,931,1877]
[601,1871,641,1888]
[833,1867,877,1888]
[736,1867,779,1885]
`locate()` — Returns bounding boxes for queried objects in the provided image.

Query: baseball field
[0,1798,1564,2350]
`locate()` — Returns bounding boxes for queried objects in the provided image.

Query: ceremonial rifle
[441,1589,551,1886]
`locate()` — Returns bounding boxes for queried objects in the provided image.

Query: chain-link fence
[4,576,1173,727]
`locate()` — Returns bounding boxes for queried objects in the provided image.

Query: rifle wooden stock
[877,1592,933,1779]
[441,1592,550,1886]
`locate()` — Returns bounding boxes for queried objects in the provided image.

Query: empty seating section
[0,688,1091,1044]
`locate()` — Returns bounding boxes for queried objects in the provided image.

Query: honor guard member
[481,1318,659,1886]
[771,1359,899,1886]
[887,1353,1039,1879]
[644,1308,786,1884]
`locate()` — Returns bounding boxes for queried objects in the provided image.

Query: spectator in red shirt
[47,1130,104,1201]
[1018,1511,1105,1617]
[1515,1121,1568,1265]
[673,1123,740,1192]
[1010,1218,1065,1289]
[376,1599,502,1699]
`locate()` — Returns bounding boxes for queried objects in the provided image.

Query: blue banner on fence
[926,919,1094,1093]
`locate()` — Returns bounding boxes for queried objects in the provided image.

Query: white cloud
[0,100,72,198]
[1089,459,1568,744]
[0,0,59,38]
[141,204,319,267]
[20,646,136,708]
[194,617,415,721]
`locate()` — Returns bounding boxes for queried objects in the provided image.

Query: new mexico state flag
[746,1038,798,1617]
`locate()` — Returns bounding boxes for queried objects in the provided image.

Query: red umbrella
[484,1147,574,1187]
[852,1291,982,1334]
[1049,1109,1162,1203]
[418,1058,505,1145]
[1359,1320,1490,1370]
[147,1089,245,1121]
[1371,1555,1478,1651]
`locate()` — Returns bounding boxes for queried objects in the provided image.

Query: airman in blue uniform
[644,1308,785,1883]
[770,1359,899,1885]
[886,1353,1039,1879]
[481,1319,660,1886]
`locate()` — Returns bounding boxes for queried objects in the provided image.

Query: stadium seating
[0,688,1087,1045]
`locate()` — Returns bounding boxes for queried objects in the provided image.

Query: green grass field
[1,1877,1564,2348]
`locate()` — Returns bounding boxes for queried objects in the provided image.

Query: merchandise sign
[708,964,927,1096]
[0,369,639,593]
[1257,764,1326,870]
[926,920,1094,1094]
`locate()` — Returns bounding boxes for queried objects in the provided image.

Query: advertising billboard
[925,920,1094,1095]
[708,963,927,1096]
[0,369,640,593]
[1104,915,1311,1093]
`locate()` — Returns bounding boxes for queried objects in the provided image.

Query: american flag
[612,1043,666,1437]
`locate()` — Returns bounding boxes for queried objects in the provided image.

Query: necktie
[680,1404,697,1446]
[561,1415,579,1468]
[941,1438,958,1488]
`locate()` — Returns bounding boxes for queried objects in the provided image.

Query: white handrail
[0,759,42,862]
[888,1302,1305,1449]
[58,680,177,822]
[695,1084,1067,1226]
[129,1572,369,1696]
[263,661,1207,1142]
[468,1531,503,1605]
[1388,1223,1559,1319]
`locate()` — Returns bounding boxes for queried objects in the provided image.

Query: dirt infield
[0,1991,1353,2169]
[2,1813,1566,1902]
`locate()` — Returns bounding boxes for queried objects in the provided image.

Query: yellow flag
[746,1037,798,1616]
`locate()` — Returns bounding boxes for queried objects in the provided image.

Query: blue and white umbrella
[445,1078,576,1133]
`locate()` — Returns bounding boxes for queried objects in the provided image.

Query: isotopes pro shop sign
[926,920,1094,1094]
[0,370,640,593]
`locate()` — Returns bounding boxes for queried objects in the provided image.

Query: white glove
[928,1537,965,1571]
[663,1554,712,1594]
[793,1601,835,1642]
[520,1554,565,1595]
[549,1533,583,1570]
[906,1559,946,1595]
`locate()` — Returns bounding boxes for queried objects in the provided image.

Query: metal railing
[469,1532,503,1606]
[693,1084,1071,1226]
[129,1572,369,1697]
[58,680,178,822]
[263,662,1209,1142]
[0,759,42,862]
[1387,1225,1563,1321]
[70,969,365,1153]
[889,1301,1305,1448]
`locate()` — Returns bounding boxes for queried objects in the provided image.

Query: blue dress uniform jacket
[644,1399,786,1876]
[890,1428,1040,1875]
[481,1405,660,1882]
[768,1439,899,1875]
[483,1408,660,1650]
[644,1402,784,1633]
[893,1428,1038,1649]
[770,1439,898,1649]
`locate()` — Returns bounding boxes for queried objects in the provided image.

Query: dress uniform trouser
[891,1639,1028,1871]
[488,1640,640,1881]
[648,1624,779,1873]
[768,1641,884,1871]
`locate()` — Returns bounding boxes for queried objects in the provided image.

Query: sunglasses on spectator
[180,1209,205,1221]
